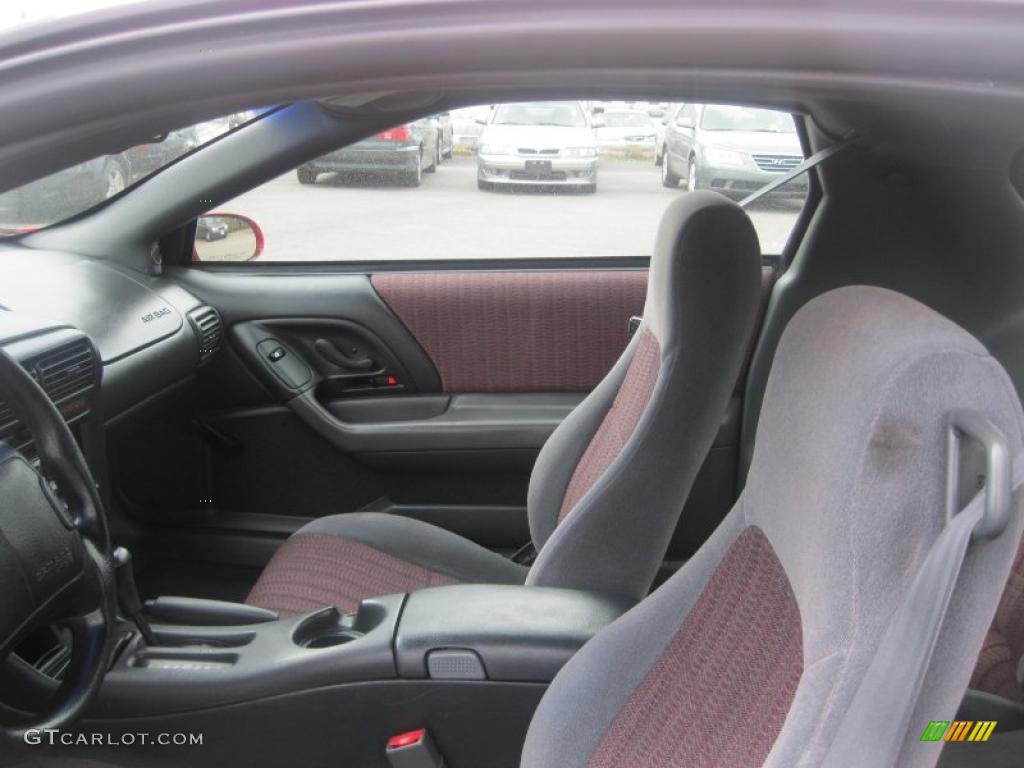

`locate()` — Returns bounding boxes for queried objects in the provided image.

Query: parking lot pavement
[222,156,803,261]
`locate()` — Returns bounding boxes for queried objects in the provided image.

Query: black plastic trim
[94,595,404,718]
[395,585,631,682]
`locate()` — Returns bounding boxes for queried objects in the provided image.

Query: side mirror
[193,213,264,262]
[474,118,488,126]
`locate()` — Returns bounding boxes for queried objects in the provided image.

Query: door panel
[371,270,647,392]
[116,263,771,579]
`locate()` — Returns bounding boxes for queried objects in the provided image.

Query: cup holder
[293,611,364,649]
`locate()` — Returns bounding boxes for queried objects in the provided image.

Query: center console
[78,586,632,767]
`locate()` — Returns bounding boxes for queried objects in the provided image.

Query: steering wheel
[0,346,115,742]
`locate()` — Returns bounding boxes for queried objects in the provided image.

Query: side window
[193,100,808,263]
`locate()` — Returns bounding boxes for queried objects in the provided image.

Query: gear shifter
[112,546,158,646]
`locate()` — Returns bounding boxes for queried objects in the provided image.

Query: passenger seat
[246,192,764,615]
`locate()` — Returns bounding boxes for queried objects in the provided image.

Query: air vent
[0,399,14,432]
[0,339,95,450]
[34,341,96,404]
[188,306,223,363]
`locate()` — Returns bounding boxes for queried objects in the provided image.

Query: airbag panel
[0,252,182,363]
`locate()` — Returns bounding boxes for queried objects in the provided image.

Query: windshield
[492,102,587,127]
[601,112,654,128]
[700,105,796,133]
[0,110,265,236]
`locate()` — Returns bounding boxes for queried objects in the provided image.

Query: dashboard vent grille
[189,306,223,363]
[35,341,96,403]
[0,399,14,432]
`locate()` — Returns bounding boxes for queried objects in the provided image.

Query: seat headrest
[745,285,1024,674]
[643,191,760,347]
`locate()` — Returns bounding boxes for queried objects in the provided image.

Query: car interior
[2,2,1024,767]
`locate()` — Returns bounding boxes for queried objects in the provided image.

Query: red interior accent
[371,270,648,393]
[558,329,661,523]
[585,527,802,768]
[386,374,398,386]
[245,534,459,616]
[387,728,426,749]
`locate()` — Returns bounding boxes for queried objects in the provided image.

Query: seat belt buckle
[510,541,537,566]
[386,728,445,768]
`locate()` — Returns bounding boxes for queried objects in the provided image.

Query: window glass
[203,101,807,262]
[0,97,807,257]
[0,111,264,236]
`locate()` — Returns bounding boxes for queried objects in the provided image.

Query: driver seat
[245,192,764,615]
[520,286,1024,768]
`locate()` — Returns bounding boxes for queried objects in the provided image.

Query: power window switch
[267,346,287,362]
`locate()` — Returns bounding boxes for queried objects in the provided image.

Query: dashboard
[0,244,223,472]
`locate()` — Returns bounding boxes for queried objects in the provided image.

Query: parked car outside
[476,101,599,192]
[432,112,454,160]
[0,129,199,229]
[196,215,229,241]
[295,117,440,187]
[594,110,658,158]
[450,105,492,152]
[654,104,681,166]
[660,103,806,199]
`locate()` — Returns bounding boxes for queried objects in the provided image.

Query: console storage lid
[394,585,632,683]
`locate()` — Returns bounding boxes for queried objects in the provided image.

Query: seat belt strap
[738,138,854,209]
[824,426,1023,768]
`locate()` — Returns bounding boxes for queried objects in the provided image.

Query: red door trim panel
[371,270,648,393]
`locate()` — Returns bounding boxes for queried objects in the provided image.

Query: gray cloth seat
[520,286,1024,768]
[246,191,764,616]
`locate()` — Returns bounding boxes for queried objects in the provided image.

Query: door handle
[314,338,376,372]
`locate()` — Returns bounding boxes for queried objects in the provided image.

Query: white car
[476,101,599,192]
[594,110,658,155]
[451,105,492,152]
